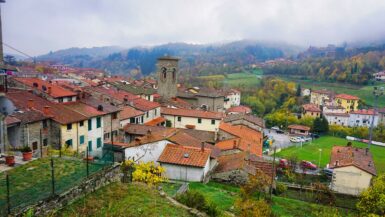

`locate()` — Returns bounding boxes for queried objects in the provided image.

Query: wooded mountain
[36,40,302,76]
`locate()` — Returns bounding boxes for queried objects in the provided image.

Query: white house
[129,98,161,123]
[374,71,385,81]
[348,109,379,127]
[125,139,171,163]
[329,146,376,195]
[323,105,345,114]
[120,106,145,127]
[301,88,311,97]
[224,89,241,109]
[158,144,211,182]
[161,107,223,132]
[324,112,350,126]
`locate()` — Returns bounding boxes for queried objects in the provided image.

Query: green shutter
[96,117,101,128]
[97,138,102,148]
[88,119,92,131]
[88,141,92,152]
[80,135,85,144]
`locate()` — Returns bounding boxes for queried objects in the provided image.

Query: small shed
[288,124,310,136]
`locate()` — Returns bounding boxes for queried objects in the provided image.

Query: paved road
[264,129,292,149]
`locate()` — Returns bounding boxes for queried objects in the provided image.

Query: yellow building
[310,89,334,106]
[334,94,359,113]
[302,103,321,118]
[59,120,88,153]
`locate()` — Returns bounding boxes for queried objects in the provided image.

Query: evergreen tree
[296,84,302,97]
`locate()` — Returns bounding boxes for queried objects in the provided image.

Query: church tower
[157,56,179,99]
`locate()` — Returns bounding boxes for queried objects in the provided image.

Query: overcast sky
[3,0,385,56]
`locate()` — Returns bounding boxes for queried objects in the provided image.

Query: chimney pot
[201,142,205,152]
[47,86,52,94]
[43,106,51,116]
[27,99,34,109]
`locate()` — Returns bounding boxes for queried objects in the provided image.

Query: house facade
[348,109,378,127]
[334,94,360,113]
[302,103,321,118]
[310,89,334,106]
[324,113,349,126]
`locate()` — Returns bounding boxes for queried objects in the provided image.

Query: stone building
[157,56,179,99]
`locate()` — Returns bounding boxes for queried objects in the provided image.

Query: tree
[357,174,385,216]
[121,160,167,186]
[296,84,302,97]
[235,198,272,217]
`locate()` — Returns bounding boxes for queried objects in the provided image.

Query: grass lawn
[282,77,385,107]
[56,182,193,217]
[276,136,385,174]
[224,72,262,88]
[161,182,182,197]
[188,182,357,217]
[0,157,107,214]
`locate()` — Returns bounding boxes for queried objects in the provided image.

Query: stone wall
[14,164,121,217]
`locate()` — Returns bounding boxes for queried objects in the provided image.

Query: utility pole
[368,87,384,149]
[270,146,276,200]
[0,0,5,64]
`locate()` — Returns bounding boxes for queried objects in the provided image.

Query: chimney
[43,106,51,116]
[27,99,34,109]
[368,161,372,167]
[47,86,52,94]
[201,142,205,152]
[335,160,339,166]
[97,105,103,111]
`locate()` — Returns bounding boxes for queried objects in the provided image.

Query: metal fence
[0,149,114,216]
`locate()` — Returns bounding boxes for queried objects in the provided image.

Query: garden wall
[14,164,121,216]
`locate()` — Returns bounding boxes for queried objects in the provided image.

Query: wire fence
[0,149,115,216]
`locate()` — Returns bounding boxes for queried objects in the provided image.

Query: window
[32,142,38,150]
[42,120,48,128]
[67,123,72,130]
[67,97,72,102]
[177,116,182,122]
[43,138,48,146]
[79,121,84,127]
[79,135,85,144]
[155,108,157,116]
[172,68,176,83]
[146,112,149,118]
[198,118,202,124]
[211,120,215,125]
[65,139,73,147]
[96,117,101,128]
[88,119,92,131]
[141,116,144,123]
[130,117,135,123]
[58,98,63,103]
[112,112,118,120]
[104,133,110,139]
[97,138,102,148]
[88,141,92,152]
[161,67,167,81]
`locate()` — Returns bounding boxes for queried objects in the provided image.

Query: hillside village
[0,54,384,216]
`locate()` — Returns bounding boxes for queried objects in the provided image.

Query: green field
[199,69,263,89]
[282,77,385,107]
[56,182,192,217]
[0,157,107,214]
[188,182,357,217]
[276,136,385,174]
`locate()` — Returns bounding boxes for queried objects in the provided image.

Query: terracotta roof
[131,98,160,111]
[161,107,224,120]
[6,90,87,124]
[123,124,168,135]
[80,97,121,114]
[223,113,264,128]
[227,105,252,114]
[64,102,106,118]
[5,116,21,125]
[302,103,321,112]
[214,152,273,177]
[158,144,211,168]
[329,146,376,176]
[324,112,350,117]
[10,109,49,124]
[13,77,77,98]
[120,107,144,120]
[350,109,375,115]
[218,122,263,156]
[144,116,166,126]
[335,94,360,100]
[181,129,216,144]
[288,124,310,131]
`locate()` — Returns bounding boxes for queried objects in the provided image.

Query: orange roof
[227,105,252,114]
[335,94,360,100]
[350,109,375,115]
[63,102,106,118]
[288,124,310,131]
[145,116,166,126]
[329,146,376,176]
[158,144,211,168]
[302,104,321,112]
[218,122,263,156]
[161,107,224,120]
[13,77,77,98]
[120,106,144,120]
[131,98,160,111]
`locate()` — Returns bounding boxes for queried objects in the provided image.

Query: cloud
[3,0,385,55]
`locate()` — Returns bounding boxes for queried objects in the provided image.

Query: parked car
[271,126,280,131]
[310,133,320,139]
[300,160,317,170]
[276,129,285,134]
[290,137,301,143]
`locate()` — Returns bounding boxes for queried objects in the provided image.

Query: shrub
[176,190,221,217]
[274,182,287,195]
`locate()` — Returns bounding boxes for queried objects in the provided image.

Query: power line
[2,42,35,59]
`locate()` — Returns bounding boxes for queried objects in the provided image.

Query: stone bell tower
[157,56,179,99]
